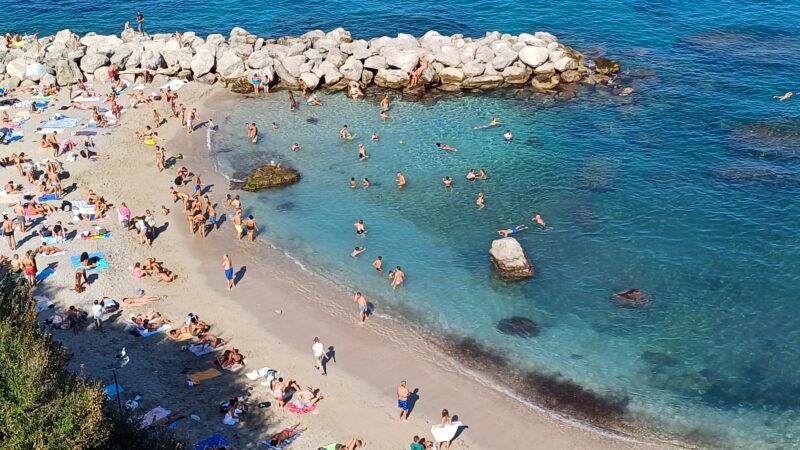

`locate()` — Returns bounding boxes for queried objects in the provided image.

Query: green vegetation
[0,267,183,450]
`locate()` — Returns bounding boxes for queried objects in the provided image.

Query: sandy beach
[7,78,681,450]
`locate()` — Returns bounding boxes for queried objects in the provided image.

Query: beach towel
[41,236,69,245]
[221,361,245,372]
[86,121,113,129]
[80,230,110,240]
[69,252,111,271]
[141,406,171,428]
[284,402,316,415]
[104,383,124,400]
[35,266,56,281]
[194,434,229,450]
[121,297,160,307]
[74,130,97,136]
[33,295,54,312]
[5,131,23,142]
[186,368,222,385]
[36,128,64,134]
[38,250,65,257]
[37,193,60,202]
[431,422,462,443]
[261,433,302,449]
[246,367,277,381]
[31,94,53,100]
[35,101,49,109]
[42,117,82,128]
[161,79,188,91]
[189,343,225,357]
[70,200,94,215]
[134,323,171,337]
[72,95,102,102]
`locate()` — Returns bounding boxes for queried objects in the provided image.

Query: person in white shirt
[312,337,326,376]
[92,299,103,331]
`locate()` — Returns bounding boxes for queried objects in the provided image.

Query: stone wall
[0,28,621,94]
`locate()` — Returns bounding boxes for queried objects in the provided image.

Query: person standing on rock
[136,10,145,34]
[251,74,262,95]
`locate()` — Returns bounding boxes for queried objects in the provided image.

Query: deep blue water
[6,1,800,447]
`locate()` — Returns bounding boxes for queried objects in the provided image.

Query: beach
[2,77,676,450]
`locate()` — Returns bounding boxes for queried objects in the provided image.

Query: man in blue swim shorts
[397,380,410,421]
[223,254,234,290]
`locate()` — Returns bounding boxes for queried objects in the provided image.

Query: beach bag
[61,200,72,211]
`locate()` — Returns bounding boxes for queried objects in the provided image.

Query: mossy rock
[243,165,300,191]
[228,77,253,94]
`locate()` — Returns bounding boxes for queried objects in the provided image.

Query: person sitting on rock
[409,56,429,87]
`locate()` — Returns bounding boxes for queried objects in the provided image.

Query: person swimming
[436,142,458,152]
[442,176,453,188]
[533,214,546,229]
[358,144,368,160]
[340,125,352,140]
[354,219,366,234]
[497,225,528,237]
[774,91,794,101]
[350,178,357,189]
[351,246,366,257]
[306,94,322,106]
[466,170,477,181]
[474,117,502,129]
[503,130,513,143]
[291,143,300,152]
[371,132,379,141]
[362,178,370,189]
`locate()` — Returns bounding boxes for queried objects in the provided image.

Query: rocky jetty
[489,237,534,280]
[0,27,620,95]
[242,164,300,191]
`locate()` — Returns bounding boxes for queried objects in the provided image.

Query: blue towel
[104,383,124,400]
[194,434,229,450]
[42,117,82,128]
[38,193,60,202]
[35,267,56,281]
[41,236,69,245]
[69,252,111,271]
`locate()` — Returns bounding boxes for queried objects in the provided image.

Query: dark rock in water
[305,117,319,124]
[594,57,620,75]
[497,316,539,337]
[520,371,628,423]
[640,350,680,367]
[613,288,649,308]
[729,121,800,160]
[629,68,657,78]
[276,201,295,211]
[243,165,300,191]
[711,164,800,188]
[580,155,615,192]
[402,83,426,101]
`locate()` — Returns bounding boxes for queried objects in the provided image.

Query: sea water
[6,0,800,447]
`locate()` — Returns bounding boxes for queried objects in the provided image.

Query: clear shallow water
[8,0,800,447]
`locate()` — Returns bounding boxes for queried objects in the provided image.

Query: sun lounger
[186,368,222,385]
[69,252,111,271]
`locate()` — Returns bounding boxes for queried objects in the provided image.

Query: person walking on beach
[312,337,326,375]
[136,10,144,34]
[233,211,244,239]
[92,299,103,332]
[245,215,259,241]
[354,291,368,324]
[397,381,410,421]
[2,215,16,250]
[223,254,234,290]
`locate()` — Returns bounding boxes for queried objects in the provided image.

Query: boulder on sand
[489,237,534,280]
[243,164,301,191]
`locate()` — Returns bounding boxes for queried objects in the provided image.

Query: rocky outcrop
[0,27,615,96]
[242,165,301,191]
[489,238,534,280]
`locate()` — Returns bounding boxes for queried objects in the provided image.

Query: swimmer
[474,117,502,129]
[288,90,297,110]
[380,111,390,121]
[497,225,528,237]
[358,144,368,160]
[466,169,477,181]
[246,122,258,143]
[351,246,366,257]
[354,291,368,323]
[371,132,379,141]
[372,256,382,272]
[436,142,458,152]
[533,214,546,229]
[350,178,357,189]
[291,143,300,152]
[340,125,352,140]
[774,91,794,101]
[391,266,405,289]
[362,177,370,189]
[354,219,366,234]
[476,192,485,209]
[442,176,453,188]
[396,171,406,188]
[272,122,279,129]
[306,94,322,106]
[504,130,513,142]
[380,95,390,111]
[478,168,488,180]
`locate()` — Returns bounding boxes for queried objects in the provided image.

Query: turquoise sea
[5,1,800,447]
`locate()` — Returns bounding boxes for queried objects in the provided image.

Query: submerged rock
[489,237,534,280]
[243,164,300,191]
[497,316,539,337]
[593,57,620,75]
[612,288,649,308]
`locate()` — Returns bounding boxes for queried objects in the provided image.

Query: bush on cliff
[0,267,183,450]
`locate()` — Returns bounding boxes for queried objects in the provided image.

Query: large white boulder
[318,60,341,86]
[25,62,47,81]
[216,47,245,78]
[299,72,320,90]
[190,44,217,77]
[489,238,534,279]
[281,55,307,78]
[247,50,273,69]
[364,55,387,70]
[519,46,549,68]
[462,61,485,77]
[80,53,110,73]
[383,48,419,73]
[438,67,465,85]
[5,58,28,79]
[80,34,122,48]
[374,68,409,88]
[434,45,461,67]
[491,49,517,70]
[554,56,578,72]
[339,56,363,81]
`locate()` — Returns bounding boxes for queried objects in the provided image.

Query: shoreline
[193,87,684,448]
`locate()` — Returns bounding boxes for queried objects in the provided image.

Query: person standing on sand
[312,337,326,375]
[233,211,244,239]
[92,299,103,332]
[245,215,259,241]
[354,291,368,324]
[2,215,16,250]
[397,381,410,421]
[223,254,234,290]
